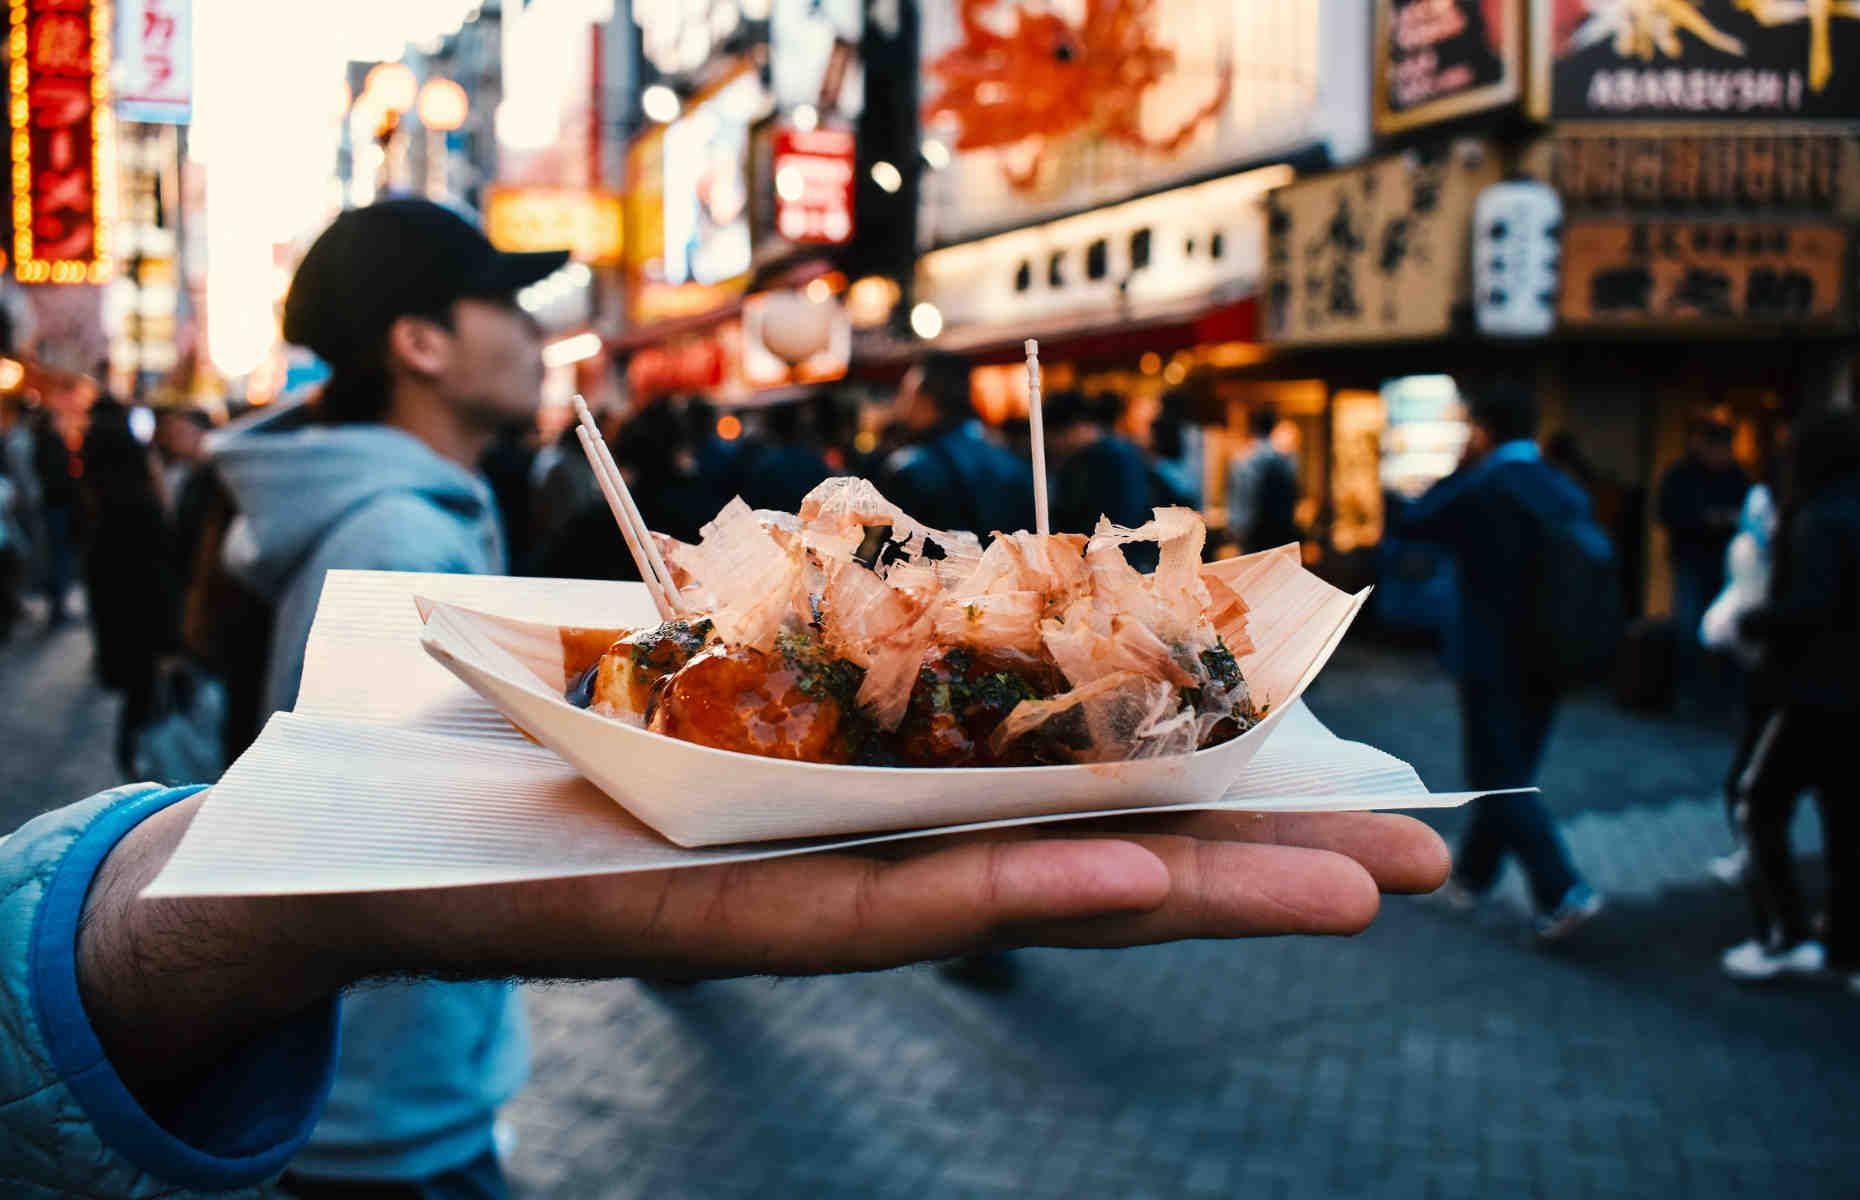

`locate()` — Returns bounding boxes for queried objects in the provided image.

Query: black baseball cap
[283,198,570,367]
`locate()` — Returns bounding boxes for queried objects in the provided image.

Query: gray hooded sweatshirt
[215,422,527,1181]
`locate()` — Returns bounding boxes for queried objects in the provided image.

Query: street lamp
[364,62,417,114]
[417,78,470,200]
[353,63,423,198]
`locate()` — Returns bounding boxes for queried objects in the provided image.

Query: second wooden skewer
[570,398,682,621]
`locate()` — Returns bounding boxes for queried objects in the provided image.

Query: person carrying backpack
[1396,380,1607,941]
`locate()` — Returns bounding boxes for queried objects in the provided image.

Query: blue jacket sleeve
[1,784,338,1197]
[1394,466,1481,548]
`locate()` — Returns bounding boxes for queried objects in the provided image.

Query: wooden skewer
[570,396,682,621]
[1025,338,1050,536]
[575,397,683,612]
[575,425,675,621]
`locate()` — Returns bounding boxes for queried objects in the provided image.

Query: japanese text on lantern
[8,0,113,283]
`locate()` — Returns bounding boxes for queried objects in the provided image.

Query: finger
[1053,810,1451,895]
[486,836,1173,979]
[996,836,1383,948]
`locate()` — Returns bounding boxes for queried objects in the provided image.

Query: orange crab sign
[921,0,1231,190]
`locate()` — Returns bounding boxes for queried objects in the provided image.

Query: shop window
[1048,251,1065,288]
[1014,260,1032,292]
[1209,230,1225,260]
[1129,227,1151,272]
[1085,238,1108,280]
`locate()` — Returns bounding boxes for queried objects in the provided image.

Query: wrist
[76,794,358,1098]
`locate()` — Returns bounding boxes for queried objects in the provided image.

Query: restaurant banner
[1559,219,1850,327]
[1533,0,1860,120]
[9,0,112,283]
[1263,140,1503,346]
[1374,0,1522,135]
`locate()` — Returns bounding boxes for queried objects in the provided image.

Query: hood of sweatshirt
[213,423,499,599]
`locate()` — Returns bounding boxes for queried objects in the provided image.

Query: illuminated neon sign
[8,0,113,283]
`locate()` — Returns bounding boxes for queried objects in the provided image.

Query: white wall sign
[116,0,193,124]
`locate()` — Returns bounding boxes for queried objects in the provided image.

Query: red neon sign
[8,0,112,283]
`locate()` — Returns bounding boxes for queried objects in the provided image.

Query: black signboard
[1533,0,1860,120]
[1375,0,1523,134]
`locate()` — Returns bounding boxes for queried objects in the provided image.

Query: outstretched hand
[79,793,1449,1101]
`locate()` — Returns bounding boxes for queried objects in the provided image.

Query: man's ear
[385,314,452,378]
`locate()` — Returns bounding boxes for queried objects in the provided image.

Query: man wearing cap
[212,198,568,1196]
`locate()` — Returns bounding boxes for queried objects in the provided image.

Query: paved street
[3,615,1855,1199]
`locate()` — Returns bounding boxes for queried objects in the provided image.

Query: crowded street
[3,605,1855,1198]
[4,0,1860,1197]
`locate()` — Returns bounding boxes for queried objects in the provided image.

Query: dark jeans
[41,503,73,619]
[1735,708,1856,968]
[278,1149,507,1200]
[1454,676,1583,913]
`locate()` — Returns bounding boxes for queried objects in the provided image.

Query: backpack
[1517,485,1625,689]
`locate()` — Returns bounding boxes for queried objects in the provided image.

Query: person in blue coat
[210,199,571,1197]
[1396,381,1603,940]
[0,782,1450,1195]
[875,351,1035,540]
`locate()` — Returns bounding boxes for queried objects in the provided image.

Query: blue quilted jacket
[0,785,338,1196]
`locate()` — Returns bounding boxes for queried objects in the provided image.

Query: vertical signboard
[1263,141,1502,345]
[1374,0,1522,134]
[771,126,854,244]
[1533,0,1860,120]
[10,0,112,283]
[114,0,189,124]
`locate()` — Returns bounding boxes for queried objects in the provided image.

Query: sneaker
[1707,846,1748,886]
[1720,939,1825,982]
[1535,883,1604,941]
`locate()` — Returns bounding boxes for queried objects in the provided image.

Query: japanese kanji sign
[1559,219,1850,327]
[8,0,111,283]
[115,0,189,124]
[1262,141,1503,346]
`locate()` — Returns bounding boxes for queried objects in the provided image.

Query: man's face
[433,296,546,425]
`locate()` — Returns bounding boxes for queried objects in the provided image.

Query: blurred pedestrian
[528,419,604,564]
[875,350,1034,538]
[1148,387,1203,510]
[735,400,834,513]
[31,403,79,626]
[153,408,215,572]
[480,422,537,572]
[210,198,568,1197]
[79,402,178,776]
[1659,417,1749,700]
[530,401,712,582]
[0,446,21,642]
[1397,380,1604,940]
[1227,407,1300,553]
[1720,411,1860,988]
[1701,477,1780,886]
[1051,390,1151,534]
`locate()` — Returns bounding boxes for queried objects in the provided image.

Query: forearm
[75,793,358,1103]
